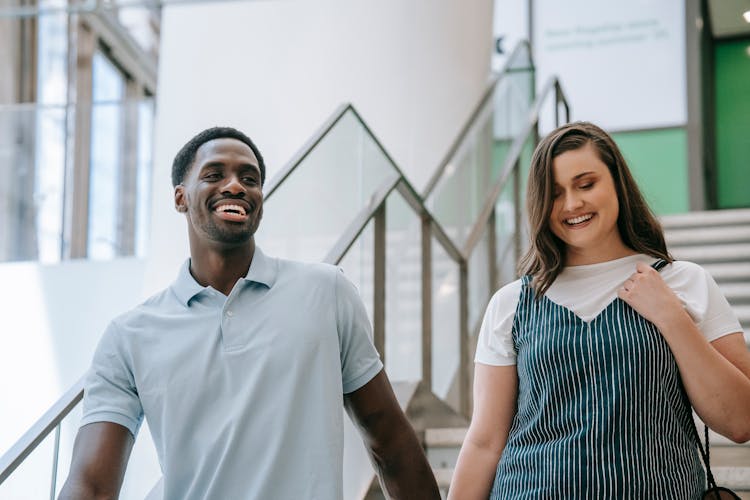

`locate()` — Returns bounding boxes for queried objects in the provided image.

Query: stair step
[670,243,750,264]
[719,283,750,303]
[425,427,467,447]
[661,209,750,229]
[703,263,750,283]
[434,467,452,489]
[714,467,750,491]
[735,305,750,326]
[712,446,750,467]
[666,226,750,246]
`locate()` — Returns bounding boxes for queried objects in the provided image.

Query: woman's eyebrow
[572,171,596,180]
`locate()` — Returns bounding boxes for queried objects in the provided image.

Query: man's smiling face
[175,138,264,248]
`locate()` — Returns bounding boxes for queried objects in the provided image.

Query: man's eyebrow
[198,161,225,171]
[238,164,261,175]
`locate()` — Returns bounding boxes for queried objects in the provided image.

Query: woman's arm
[447,364,518,500]
[619,262,750,443]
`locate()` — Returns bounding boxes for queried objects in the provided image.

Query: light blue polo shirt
[81,248,383,499]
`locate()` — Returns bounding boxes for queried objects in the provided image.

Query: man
[59,127,440,499]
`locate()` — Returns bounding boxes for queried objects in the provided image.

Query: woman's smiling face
[549,143,630,265]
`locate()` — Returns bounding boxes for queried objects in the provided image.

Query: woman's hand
[618,261,750,443]
[617,261,688,330]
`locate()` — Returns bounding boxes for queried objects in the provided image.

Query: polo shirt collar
[242,247,278,289]
[172,246,278,306]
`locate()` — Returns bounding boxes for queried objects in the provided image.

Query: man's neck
[188,239,256,296]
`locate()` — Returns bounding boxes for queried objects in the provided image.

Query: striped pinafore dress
[490,262,705,499]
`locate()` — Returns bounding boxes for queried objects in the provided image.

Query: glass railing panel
[427,71,534,250]
[468,224,492,332]
[518,135,536,257]
[0,99,155,264]
[52,403,83,498]
[257,109,395,263]
[431,236,460,405]
[425,93,494,247]
[338,219,376,332]
[494,135,537,284]
[0,426,56,499]
[384,193,422,381]
[494,175,517,287]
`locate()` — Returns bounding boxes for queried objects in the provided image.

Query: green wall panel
[611,128,689,215]
[714,39,750,209]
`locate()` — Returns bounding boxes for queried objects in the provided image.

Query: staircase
[663,208,750,345]
[372,209,750,499]
[663,207,750,496]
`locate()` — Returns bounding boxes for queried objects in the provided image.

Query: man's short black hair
[171,126,266,187]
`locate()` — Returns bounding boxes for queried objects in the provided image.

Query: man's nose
[221,175,245,195]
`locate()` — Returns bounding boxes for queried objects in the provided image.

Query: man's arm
[58,422,134,500]
[344,369,440,499]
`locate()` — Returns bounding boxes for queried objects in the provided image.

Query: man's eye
[243,177,258,185]
[203,174,221,181]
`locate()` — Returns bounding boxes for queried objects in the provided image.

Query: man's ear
[175,184,188,213]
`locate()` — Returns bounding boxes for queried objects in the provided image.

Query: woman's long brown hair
[519,122,672,297]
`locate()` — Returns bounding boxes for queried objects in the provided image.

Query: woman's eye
[580,182,593,190]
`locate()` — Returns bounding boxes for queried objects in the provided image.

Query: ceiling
[708,0,750,38]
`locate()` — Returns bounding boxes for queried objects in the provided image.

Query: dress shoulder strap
[651,259,668,272]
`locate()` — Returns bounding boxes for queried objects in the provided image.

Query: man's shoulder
[109,285,178,331]
[274,256,340,281]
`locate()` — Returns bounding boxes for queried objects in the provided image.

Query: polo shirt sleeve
[80,320,144,437]
[335,268,384,394]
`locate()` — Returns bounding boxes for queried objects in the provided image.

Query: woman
[448,122,750,499]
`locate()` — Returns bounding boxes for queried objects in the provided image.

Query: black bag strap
[651,258,717,490]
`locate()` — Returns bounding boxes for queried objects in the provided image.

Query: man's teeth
[215,204,247,216]
[566,214,593,225]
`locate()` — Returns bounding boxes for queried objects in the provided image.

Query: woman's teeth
[566,214,593,225]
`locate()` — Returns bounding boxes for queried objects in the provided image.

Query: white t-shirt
[475,254,743,366]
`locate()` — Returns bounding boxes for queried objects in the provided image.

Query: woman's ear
[175,184,187,213]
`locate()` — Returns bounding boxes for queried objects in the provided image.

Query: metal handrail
[421,40,533,198]
[0,41,569,495]
[263,103,352,198]
[461,77,570,258]
[0,377,85,485]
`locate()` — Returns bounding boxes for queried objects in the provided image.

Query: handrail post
[487,209,498,290]
[459,261,470,417]
[373,203,386,364]
[513,159,522,267]
[421,215,432,389]
[49,423,61,500]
